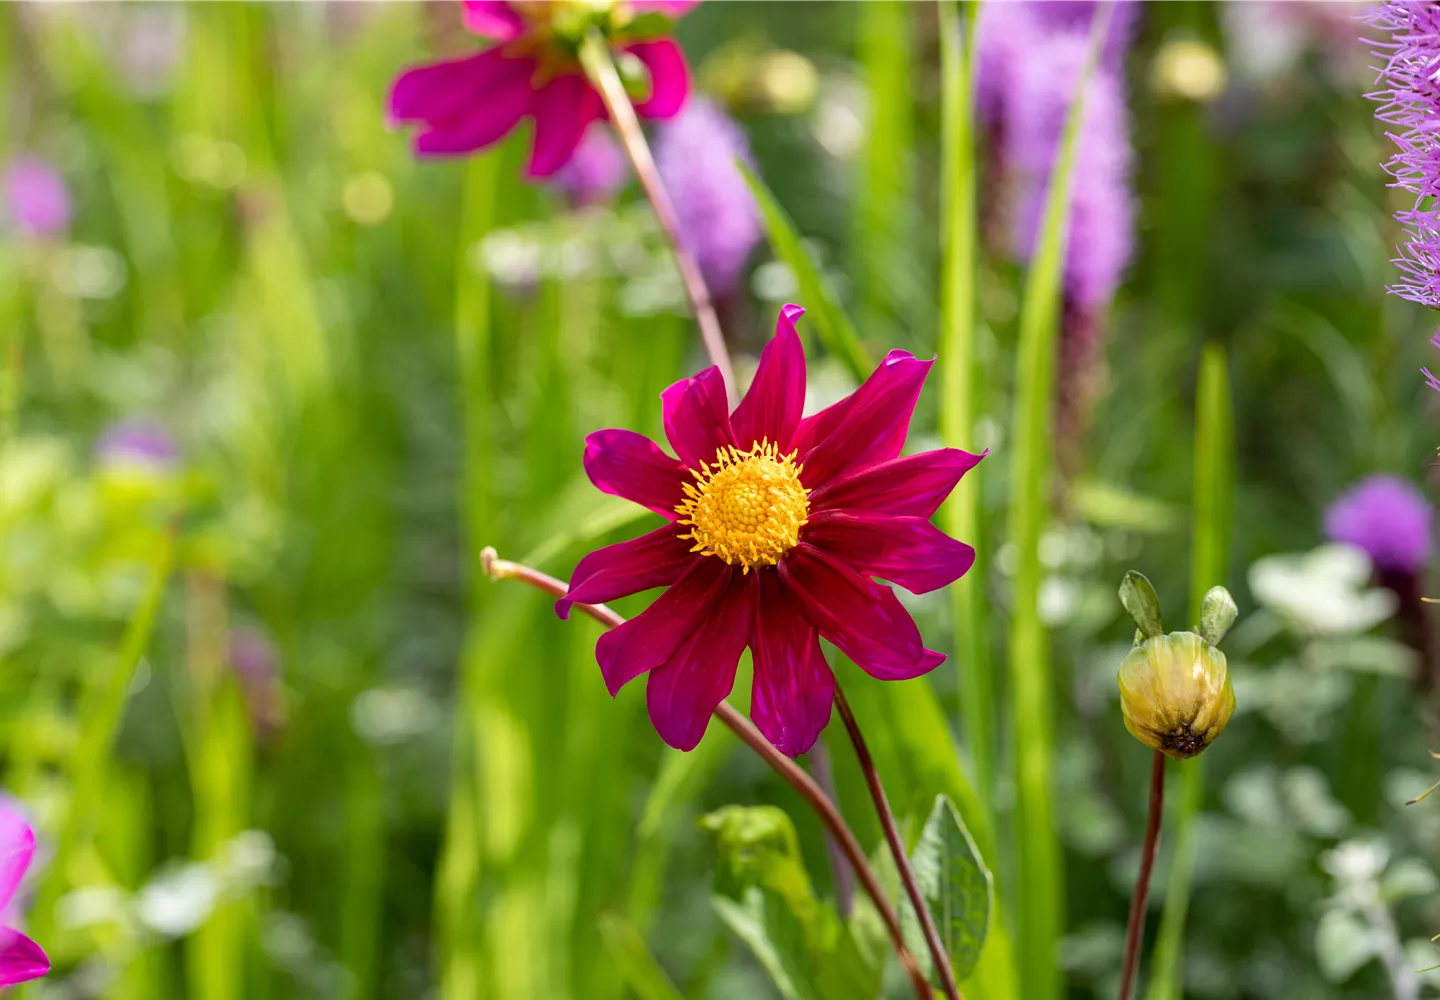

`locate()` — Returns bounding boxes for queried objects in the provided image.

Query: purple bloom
[1004,28,1136,309]
[96,420,178,469]
[551,125,629,208]
[654,97,762,298]
[1324,474,1434,574]
[228,628,284,742]
[4,158,71,238]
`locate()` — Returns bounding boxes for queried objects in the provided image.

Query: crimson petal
[731,304,806,452]
[460,0,527,40]
[792,350,933,487]
[802,511,976,595]
[389,48,524,127]
[808,448,986,518]
[750,573,834,757]
[0,928,46,988]
[595,559,731,696]
[779,543,943,681]
[0,810,32,913]
[627,39,691,120]
[660,366,735,468]
[583,429,688,518]
[645,570,756,750]
[557,523,693,619]
[527,74,603,178]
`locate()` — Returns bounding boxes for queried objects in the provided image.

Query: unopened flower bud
[1118,631,1235,760]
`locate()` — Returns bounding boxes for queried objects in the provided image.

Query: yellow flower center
[676,441,810,572]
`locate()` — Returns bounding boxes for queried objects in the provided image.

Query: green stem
[1005,9,1112,998]
[938,0,991,806]
[577,29,737,406]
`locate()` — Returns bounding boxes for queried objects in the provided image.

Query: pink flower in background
[96,419,178,470]
[0,810,49,988]
[551,125,629,207]
[560,304,985,756]
[1324,475,1433,574]
[388,1,696,178]
[4,158,71,237]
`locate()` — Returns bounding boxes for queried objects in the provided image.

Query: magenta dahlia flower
[0,810,48,987]
[558,304,984,756]
[388,0,695,177]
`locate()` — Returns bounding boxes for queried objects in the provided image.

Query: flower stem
[480,548,932,1000]
[833,684,963,1000]
[1119,750,1166,1000]
[577,29,738,407]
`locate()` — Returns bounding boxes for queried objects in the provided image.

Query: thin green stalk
[938,0,990,807]
[1005,9,1112,998]
[28,521,177,951]
[1145,343,1233,1000]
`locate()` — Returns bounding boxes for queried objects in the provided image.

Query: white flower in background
[1248,544,1397,636]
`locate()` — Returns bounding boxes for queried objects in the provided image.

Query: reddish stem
[1119,750,1166,1000]
[577,30,738,407]
[480,548,932,1000]
[834,685,964,1000]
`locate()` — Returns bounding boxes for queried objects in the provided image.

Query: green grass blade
[738,163,871,381]
[1145,342,1233,1000]
[1004,8,1112,999]
[598,911,688,1000]
[938,0,991,814]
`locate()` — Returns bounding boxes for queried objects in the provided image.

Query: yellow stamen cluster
[676,440,810,572]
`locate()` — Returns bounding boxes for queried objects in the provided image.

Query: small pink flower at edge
[560,304,986,757]
[387,1,697,178]
[0,809,49,988]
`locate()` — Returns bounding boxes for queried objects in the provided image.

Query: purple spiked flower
[654,96,762,298]
[96,420,178,470]
[551,125,629,209]
[228,628,284,743]
[1325,475,1433,574]
[3,158,71,238]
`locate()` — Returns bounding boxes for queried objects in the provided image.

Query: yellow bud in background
[1118,631,1235,760]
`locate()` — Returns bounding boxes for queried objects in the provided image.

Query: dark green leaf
[900,795,993,984]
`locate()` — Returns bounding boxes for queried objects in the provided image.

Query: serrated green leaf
[737,162,871,382]
[900,795,993,984]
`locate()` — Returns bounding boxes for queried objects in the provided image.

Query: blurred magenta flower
[559,304,984,756]
[388,0,695,177]
[3,158,71,237]
[551,125,629,207]
[229,628,285,743]
[1324,475,1433,574]
[0,810,49,987]
[96,420,178,469]
[654,96,762,297]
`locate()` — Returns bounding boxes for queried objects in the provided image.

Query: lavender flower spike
[1324,474,1434,575]
[96,420,179,470]
[552,125,629,209]
[654,96,762,298]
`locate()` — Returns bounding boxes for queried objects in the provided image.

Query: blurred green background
[3,2,1440,998]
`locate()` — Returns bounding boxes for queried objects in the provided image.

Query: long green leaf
[1145,342,1234,1000]
[1004,8,1113,999]
[598,911,687,1000]
[938,0,993,829]
[738,163,871,381]
[902,795,993,984]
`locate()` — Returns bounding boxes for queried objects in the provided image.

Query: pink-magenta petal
[583,429,688,518]
[595,559,731,696]
[645,571,756,750]
[461,0,527,40]
[792,350,933,488]
[388,48,516,125]
[0,929,47,987]
[557,523,693,619]
[526,74,603,178]
[660,366,735,468]
[0,810,34,913]
[627,39,691,120]
[731,304,806,452]
[750,573,834,757]
[778,544,943,681]
[808,448,987,518]
[630,0,701,14]
[802,511,976,595]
